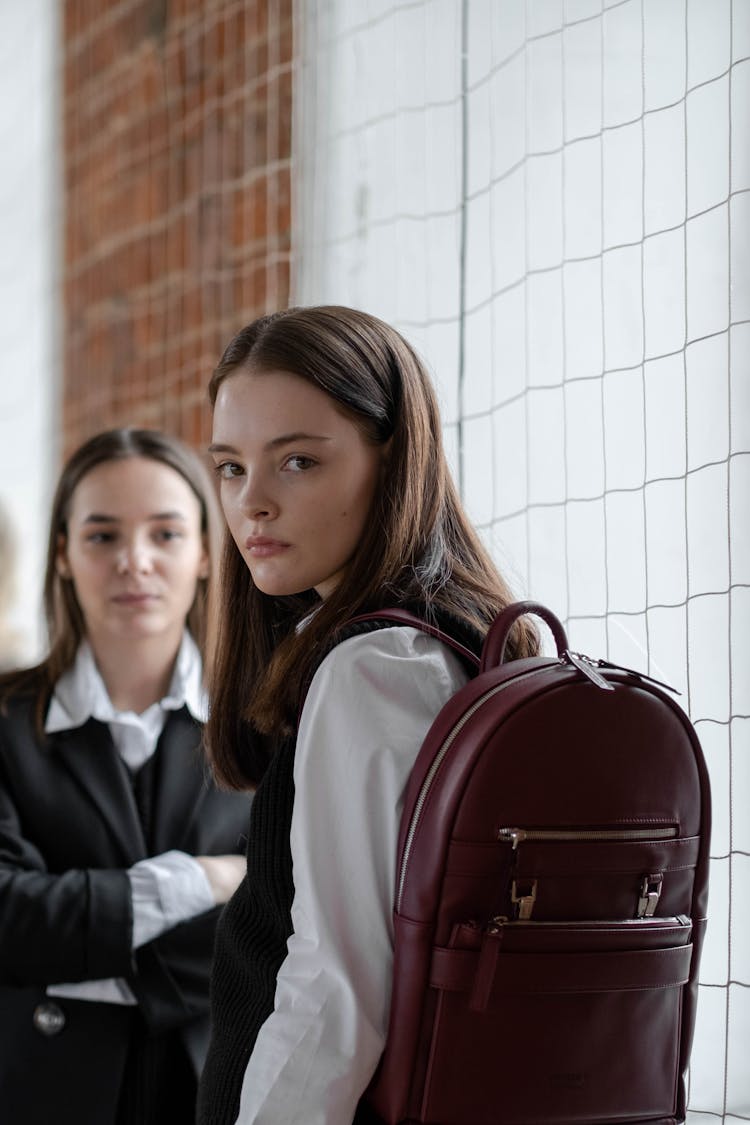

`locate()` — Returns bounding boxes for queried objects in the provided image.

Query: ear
[55,533,71,579]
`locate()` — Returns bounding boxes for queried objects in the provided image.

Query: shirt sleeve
[46,852,216,1005]
[127,849,216,948]
[234,626,469,1125]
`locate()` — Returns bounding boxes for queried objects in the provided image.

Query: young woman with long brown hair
[0,427,250,1125]
[197,307,537,1124]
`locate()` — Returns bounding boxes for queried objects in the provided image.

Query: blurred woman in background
[0,427,250,1125]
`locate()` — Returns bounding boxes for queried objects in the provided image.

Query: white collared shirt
[45,632,215,1005]
[45,631,208,763]
[234,625,470,1125]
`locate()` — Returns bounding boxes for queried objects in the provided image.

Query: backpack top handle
[481,600,569,672]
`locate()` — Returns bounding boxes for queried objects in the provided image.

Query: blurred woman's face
[56,457,208,652]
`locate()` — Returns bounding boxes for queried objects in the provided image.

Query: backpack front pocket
[423,915,693,1125]
[495,826,698,922]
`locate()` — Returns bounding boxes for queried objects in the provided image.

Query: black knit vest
[196,609,482,1125]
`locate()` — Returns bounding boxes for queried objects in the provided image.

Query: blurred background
[0,0,747,1118]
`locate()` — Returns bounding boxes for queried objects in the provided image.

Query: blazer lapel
[52,719,147,864]
[151,708,208,854]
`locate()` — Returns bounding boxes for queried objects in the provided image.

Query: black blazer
[0,685,251,1125]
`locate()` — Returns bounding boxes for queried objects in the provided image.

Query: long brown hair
[0,427,222,723]
[206,306,538,789]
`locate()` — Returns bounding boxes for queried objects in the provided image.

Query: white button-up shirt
[234,625,469,1125]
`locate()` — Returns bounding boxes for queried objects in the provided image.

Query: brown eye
[215,462,243,479]
[283,455,316,472]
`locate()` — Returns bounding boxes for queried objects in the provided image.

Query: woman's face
[210,368,386,599]
[57,457,208,650]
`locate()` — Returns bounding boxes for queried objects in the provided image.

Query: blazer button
[33,1002,66,1036]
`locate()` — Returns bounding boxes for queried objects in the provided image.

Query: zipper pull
[498,827,525,850]
[563,650,615,691]
[470,921,504,1012]
[596,658,680,695]
[463,915,509,935]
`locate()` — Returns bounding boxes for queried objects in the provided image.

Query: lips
[244,536,290,558]
[111,592,159,605]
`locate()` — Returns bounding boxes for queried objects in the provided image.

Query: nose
[238,471,278,521]
[115,538,154,576]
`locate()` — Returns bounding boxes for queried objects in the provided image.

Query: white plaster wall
[0,1,60,663]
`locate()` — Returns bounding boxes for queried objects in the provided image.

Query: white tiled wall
[0,2,60,662]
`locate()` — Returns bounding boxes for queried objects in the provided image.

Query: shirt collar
[45,632,208,734]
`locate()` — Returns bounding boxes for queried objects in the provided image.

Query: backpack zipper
[396,667,549,913]
[561,650,614,691]
[472,912,690,932]
[497,826,679,849]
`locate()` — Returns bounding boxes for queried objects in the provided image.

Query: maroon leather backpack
[362,601,711,1125]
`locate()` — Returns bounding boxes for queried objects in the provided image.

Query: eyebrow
[208,432,331,454]
[81,511,188,524]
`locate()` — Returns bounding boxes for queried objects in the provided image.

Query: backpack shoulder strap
[297,607,482,727]
[346,608,481,671]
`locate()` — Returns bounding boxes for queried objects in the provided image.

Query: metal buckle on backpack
[511,878,537,920]
[637,873,663,917]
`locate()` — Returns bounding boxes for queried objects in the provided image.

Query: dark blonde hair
[0,427,222,721]
[206,306,537,789]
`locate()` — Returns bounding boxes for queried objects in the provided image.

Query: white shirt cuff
[47,977,138,1005]
[127,849,215,949]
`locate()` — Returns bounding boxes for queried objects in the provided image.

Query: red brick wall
[62,0,293,455]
